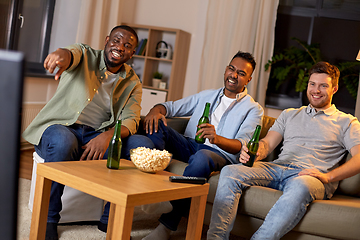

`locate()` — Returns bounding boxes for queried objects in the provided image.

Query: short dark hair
[110,25,139,46]
[309,61,340,86]
[231,51,256,73]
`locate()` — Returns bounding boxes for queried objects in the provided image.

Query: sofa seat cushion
[238,186,360,240]
[293,195,360,239]
[166,159,188,176]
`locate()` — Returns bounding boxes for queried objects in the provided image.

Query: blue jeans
[207,161,327,240]
[34,124,153,224]
[132,120,230,230]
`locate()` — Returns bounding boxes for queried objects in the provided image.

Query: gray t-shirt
[76,70,116,129]
[270,105,360,173]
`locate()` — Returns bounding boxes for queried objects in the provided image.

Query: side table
[29,159,209,240]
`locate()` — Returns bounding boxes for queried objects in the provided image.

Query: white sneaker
[142,223,171,240]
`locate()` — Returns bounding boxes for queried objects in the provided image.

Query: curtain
[199,0,279,106]
[75,0,124,49]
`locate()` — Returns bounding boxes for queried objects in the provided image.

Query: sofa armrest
[260,116,276,139]
[260,116,281,162]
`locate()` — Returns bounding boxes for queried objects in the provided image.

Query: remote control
[169,176,207,184]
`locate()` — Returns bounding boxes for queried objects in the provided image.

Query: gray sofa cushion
[336,154,360,197]
[293,195,360,239]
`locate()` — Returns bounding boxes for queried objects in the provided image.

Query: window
[266,0,360,115]
[1,0,56,75]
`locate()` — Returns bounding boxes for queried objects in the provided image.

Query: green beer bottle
[195,102,210,144]
[244,125,261,167]
[107,119,122,169]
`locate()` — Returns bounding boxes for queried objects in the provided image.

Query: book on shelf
[135,39,144,55]
[136,38,147,56]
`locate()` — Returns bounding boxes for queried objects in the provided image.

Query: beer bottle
[244,125,261,167]
[195,102,210,144]
[107,119,122,169]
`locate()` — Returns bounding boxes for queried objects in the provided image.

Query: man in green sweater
[23,25,141,240]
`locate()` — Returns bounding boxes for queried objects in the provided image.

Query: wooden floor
[19,147,34,180]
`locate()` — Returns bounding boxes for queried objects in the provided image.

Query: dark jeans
[34,124,152,224]
[132,120,230,230]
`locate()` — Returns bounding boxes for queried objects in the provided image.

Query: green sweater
[23,43,142,145]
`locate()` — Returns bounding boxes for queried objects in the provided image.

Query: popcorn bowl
[130,147,172,173]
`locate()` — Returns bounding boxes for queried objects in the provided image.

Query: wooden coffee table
[29,159,209,240]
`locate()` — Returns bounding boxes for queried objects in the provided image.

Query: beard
[104,51,121,68]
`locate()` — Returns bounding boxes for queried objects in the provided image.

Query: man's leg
[34,124,81,240]
[183,148,229,177]
[35,125,81,223]
[251,174,325,240]
[143,122,210,239]
[146,120,195,161]
[207,162,282,240]
[122,134,155,160]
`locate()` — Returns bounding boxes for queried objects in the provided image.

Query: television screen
[0,50,25,240]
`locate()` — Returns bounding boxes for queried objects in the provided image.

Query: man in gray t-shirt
[207,62,360,240]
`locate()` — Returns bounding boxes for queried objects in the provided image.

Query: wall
[121,0,208,98]
[48,0,82,54]
[23,0,282,123]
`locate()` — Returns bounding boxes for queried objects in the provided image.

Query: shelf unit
[124,23,191,102]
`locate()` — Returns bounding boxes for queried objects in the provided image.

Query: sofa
[158,116,360,240]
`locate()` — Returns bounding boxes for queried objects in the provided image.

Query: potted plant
[265,37,360,100]
[153,71,163,80]
[152,71,163,88]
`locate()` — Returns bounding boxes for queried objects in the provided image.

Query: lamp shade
[357,50,360,61]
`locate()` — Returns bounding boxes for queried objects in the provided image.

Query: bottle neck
[251,125,261,142]
[114,120,122,136]
[203,103,210,118]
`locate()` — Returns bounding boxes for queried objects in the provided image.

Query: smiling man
[207,61,360,240]
[131,51,263,240]
[22,25,141,240]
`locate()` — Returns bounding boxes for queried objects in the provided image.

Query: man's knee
[38,125,78,161]
[121,135,155,160]
[286,175,325,201]
[145,120,170,149]
[188,149,213,166]
[48,126,77,146]
[184,150,217,177]
[123,135,155,151]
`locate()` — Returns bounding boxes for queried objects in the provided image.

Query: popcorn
[130,147,172,173]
